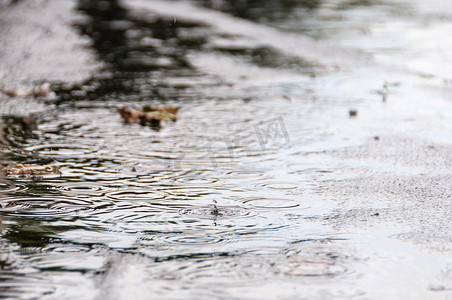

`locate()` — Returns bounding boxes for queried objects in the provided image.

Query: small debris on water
[373,136,380,141]
[349,109,358,117]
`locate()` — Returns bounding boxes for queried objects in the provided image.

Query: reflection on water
[196,0,321,22]
[1,0,452,298]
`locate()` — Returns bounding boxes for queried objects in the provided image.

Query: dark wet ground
[1,0,452,299]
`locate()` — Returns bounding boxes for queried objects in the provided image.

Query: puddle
[1,0,452,299]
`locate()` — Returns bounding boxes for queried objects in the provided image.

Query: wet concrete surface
[1,0,452,299]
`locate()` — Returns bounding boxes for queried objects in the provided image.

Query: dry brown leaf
[1,163,61,176]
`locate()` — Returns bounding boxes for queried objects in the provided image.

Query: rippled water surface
[2,0,452,298]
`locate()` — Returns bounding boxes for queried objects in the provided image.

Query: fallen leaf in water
[1,83,55,98]
[119,105,180,128]
[1,163,61,176]
[349,109,358,117]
